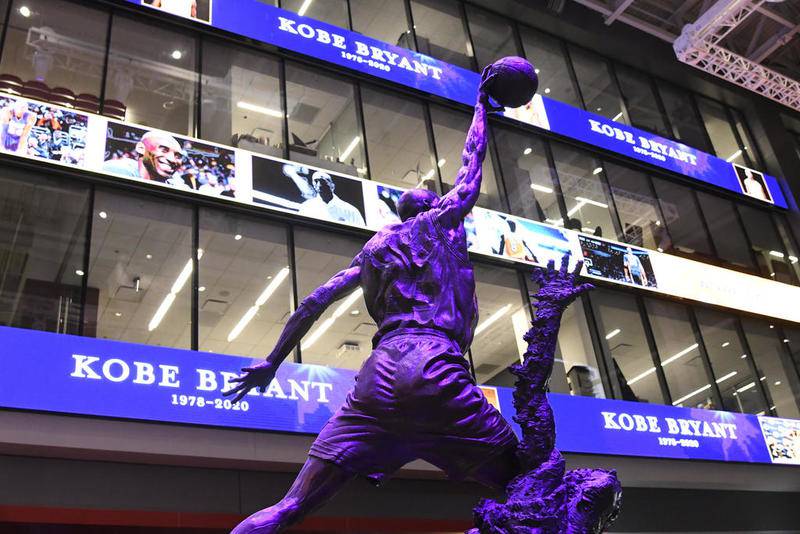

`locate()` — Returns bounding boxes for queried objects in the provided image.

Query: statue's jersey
[359,209,478,352]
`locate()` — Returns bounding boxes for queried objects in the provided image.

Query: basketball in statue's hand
[482,56,539,109]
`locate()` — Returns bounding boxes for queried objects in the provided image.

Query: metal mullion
[422,101,444,194]
[344,0,353,30]
[486,125,512,213]
[724,105,753,168]
[607,61,631,127]
[765,211,798,284]
[78,184,95,337]
[734,316,774,415]
[458,0,480,72]
[0,0,14,61]
[691,188,721,259]
[687,306,725,410]
[644,173,673,251]
[279,58,290,160]
[691,95,716,156]
[286,224,301,364]
[732,202,765,277]
[596,162,625,241]
[97,9,114,116]
[563,43,587,111]
[650,76,673,141]
[403,0,419,52]
[191,204,199,351]
[776,324,800,398]
[583,291,620,399]
[637,295,673,404]
[542,139,570,226]
[510,18,525,58]
[352,81,371,179]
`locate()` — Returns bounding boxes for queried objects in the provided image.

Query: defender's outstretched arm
[225,261,362,403]
[435,71,497,228]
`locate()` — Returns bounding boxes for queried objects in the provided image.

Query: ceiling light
[237,101,284,118]
[148,293,176,332]
[605,328,621,340]
[769,325,774,329]
[574,196,608,209]
[198,286,206,292]
[98,211,107,219]
[234,234,242,241]
[596,107,602,112]
[530,183,553,194]
[297,0,314,16]
[721,341,730,347]
[611,112,624,122]
[339,136,361,162]
[741,354,747,358]
[783,339,790,343]
[350,309,360,316]
[474,304,513,336]
[736,382,756,394]
[302,288,364,350]
[437,158,446,167]
[592,167,603,175]
[660,343,699,366]
[18,6,31,17]
[774,381,781,386]
[227,267,290,342]
[75,269,85,276]
[171,50,183,60]
[523,147,533,155]
[146,254,153,260]
[149,249,203,332]
[114,312,122,317]
[672,384,711,406]
[657,248,664,252]
[715,370,737,383]
[627,366,656,386]
[725,149,742,162]
[534,68,540,74]
[544,88,551,94]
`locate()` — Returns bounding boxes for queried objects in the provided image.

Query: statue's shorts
[308,328,518,484]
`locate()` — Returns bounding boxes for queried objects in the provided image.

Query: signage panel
[122,0,789,209]
[0,326,796,466]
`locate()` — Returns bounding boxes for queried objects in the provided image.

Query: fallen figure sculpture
[469,256,622,534]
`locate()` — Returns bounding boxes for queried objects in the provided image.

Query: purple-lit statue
[225,57,621,534]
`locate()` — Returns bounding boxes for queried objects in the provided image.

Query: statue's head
[398,188,439,221]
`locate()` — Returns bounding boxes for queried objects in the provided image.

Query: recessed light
[19,6,31,17]
[544,88,551,94]
[234,234,242,240]
[198,286,206,292]
[98,211,107,219]
[523,147,532,155]
[350,309,360,316]
[114,312,122,317]
[146,254,152,260]
[75,269,85,276]
[171,50,183,60]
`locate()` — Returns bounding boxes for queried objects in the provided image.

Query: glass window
[105,16,198,134]
[590,289,665,404]
[773,215,800,282]
[410,0,473,70]
[472,264,530,386]
[550,142,618,238]
[696,97,744,164]
[200,40,284,158]
[604,162,670,251]
[464,5,517,69]
[519,27,580,108]
[0,0,107,102]
[782,326,800,382]
[694,308,767,415]
[361,86,437,191]
[197,209,291,358]
[694,192,755,271]
[281,0,349,29]
[730,108,761,168]
[738,204,797,284]
[651,177,714,258]
[350,0,413,49]
[741,318,800,418]
[657,84,710,152]
[285,63,366,178]
[86,189,193,348]
[493,126,560,223]
[430,104,504,211]
[645,298,717,409]
[568,46,625,123]
[294,228,373,369]
[557,296,606,398]
[0,168,89,335]
[616,65,668,136]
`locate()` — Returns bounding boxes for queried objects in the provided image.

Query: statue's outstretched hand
[223,360,280,404]
[531,254,593,308]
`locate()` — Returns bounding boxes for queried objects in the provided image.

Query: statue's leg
[231,456,354,534]
[469,446,520,491]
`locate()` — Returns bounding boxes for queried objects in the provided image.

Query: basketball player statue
[225,57,621,534]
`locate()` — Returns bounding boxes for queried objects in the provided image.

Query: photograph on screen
[141,0,211,23]
[733,163,773,203]
[502,93,550,131]
[103,122,239,198]
[252,156,366,227]
[578,235,658,288]
[363,182,404,229]
[471,208,573,267]
[759,416,800,465]
[0,95,89,166]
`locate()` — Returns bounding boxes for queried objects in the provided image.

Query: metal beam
[572,0,679,41]
[749,23,800,63]
[605,0,636,25]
